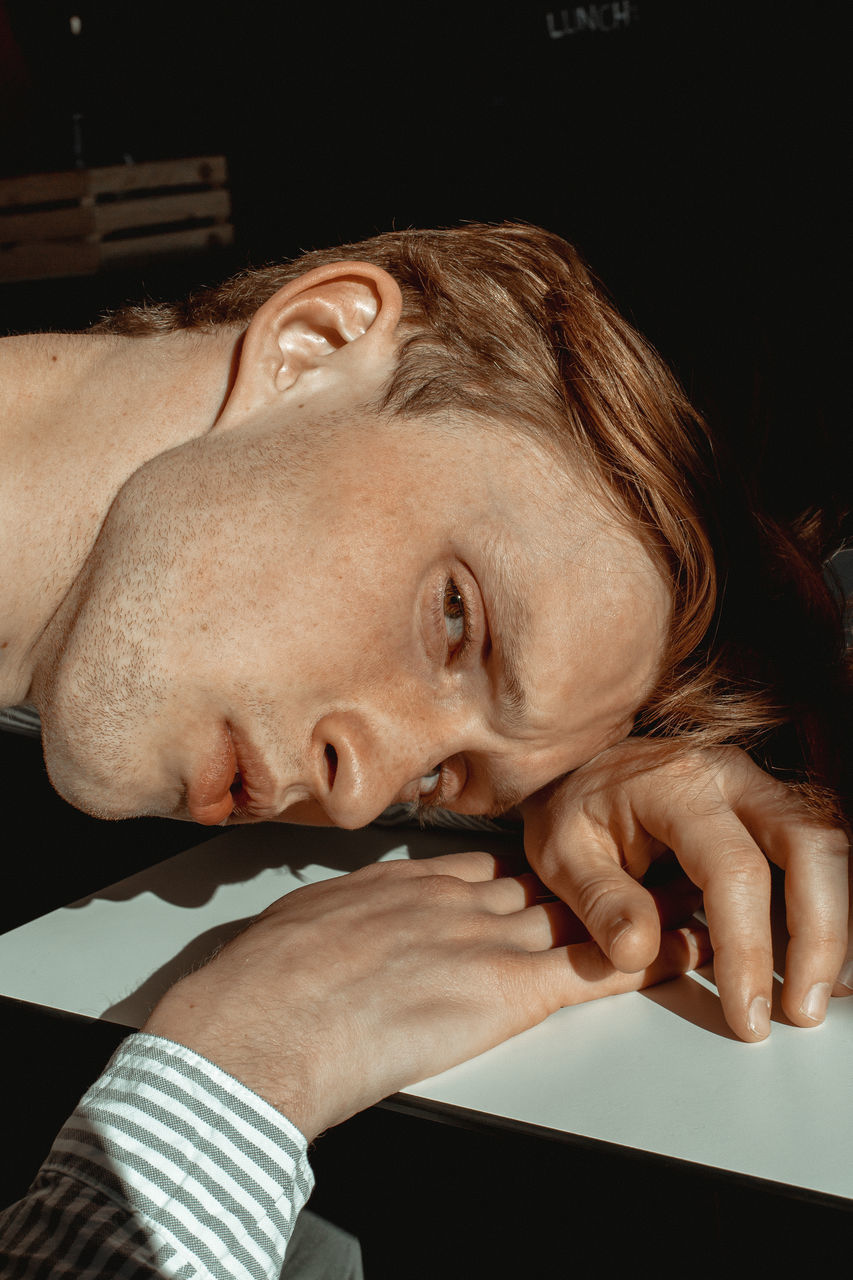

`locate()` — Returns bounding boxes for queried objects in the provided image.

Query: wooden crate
[0,155,233,282]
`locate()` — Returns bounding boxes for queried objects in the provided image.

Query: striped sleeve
[0,1032,315,1279]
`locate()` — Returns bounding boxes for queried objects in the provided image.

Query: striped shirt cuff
[0,1032,314,1279]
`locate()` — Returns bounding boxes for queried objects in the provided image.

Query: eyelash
[439,576,472,661]
[414,576,472,816]
[411,775,454,821]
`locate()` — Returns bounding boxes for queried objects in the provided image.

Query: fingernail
[748,996,771,1039]
[800,982,831,1024]
[837,960,853,992]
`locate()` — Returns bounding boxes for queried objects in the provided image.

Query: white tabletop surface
[1,822,851,1201]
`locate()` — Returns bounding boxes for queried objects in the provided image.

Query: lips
[187,720,289,824]
[186,724,239,825]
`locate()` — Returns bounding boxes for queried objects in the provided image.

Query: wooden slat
[0,156,227,210]
[97,222,234,265]
[0,218,234,283]
[0,170,87,209]
[95,187,231,236]
[0,204,93,242]
[0,188,231,244]
[87,156,228,196]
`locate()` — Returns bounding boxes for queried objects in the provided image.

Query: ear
[226,261,404,416]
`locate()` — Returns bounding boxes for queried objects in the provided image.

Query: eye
[411,756,467,815]
[418,766,442,797]
[443,578,467,651]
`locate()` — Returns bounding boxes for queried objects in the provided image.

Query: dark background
[2,0,848,519]
[1,1,850,1271]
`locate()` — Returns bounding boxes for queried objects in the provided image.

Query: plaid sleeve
[0,1032,314,1279]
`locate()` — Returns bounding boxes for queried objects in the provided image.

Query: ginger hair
[95,223,851,820]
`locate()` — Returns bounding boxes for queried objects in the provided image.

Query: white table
[1,822,851,1203]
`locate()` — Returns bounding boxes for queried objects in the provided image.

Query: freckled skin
[33,410,670,827]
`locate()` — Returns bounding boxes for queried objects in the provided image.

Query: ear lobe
[231,262,403,412]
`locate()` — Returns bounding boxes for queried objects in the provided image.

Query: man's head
[31,224,725,825]
[96,224,720,663]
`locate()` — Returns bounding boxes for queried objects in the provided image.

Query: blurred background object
[0,154,232,281]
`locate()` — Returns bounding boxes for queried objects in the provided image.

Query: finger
[532,923,712,1009]
[719,751,839,866]
[651,759,850,1032]
[397,849,525,883]
[501,876,704,953]
[477,872,562,914]
[646,807,774,1041]
[498,899,591,950]
[712,757,851,1021]
[781,827,850,1026]
[529,831,662,972]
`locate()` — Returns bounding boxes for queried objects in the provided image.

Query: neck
[0,327,240,706]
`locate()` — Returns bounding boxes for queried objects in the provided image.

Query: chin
[40,726,169,822]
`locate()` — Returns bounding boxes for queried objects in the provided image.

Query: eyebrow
[478,537,534,733]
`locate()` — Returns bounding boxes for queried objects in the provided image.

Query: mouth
[185,724,238,825]
[186,722,279,825]
[228,723,284,820]
[186,719,325,826]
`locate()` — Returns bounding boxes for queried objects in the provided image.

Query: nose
[313,710,438,829]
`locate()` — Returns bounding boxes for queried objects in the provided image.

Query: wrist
[143,969,323,1141]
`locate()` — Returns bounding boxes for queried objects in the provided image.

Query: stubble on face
[32,403,672,825]
[31,405,372,819]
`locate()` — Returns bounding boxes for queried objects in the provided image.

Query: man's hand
[521,742,851,1042]
[143,851,709,1140]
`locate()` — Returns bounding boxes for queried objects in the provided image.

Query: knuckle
[713,940,771,975]
[352,859,392,883]
[784,824,851,869]
[503,954,552,1023]
[354,857,420,885]
[351,861,386,885]
[417,873,472,907]
[574,874,633,929]
[638,746,734,815]
[716,849,772,893]
[801,929,846,953]
[663,744,744,789]
[788,900,849,947]
[667,748,706,779]
[525,839,567,884]
[657,745,717,782]
[809,828,851,860]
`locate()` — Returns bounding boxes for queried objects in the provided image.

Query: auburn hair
[94,223,851,821]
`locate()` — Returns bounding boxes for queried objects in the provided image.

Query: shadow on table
[640,966,742,1040]
[94,822,520,1025]
[640,881,795,1040]
[101,915,256,1024]
[91,823,795,1042]
[71,821,521,910]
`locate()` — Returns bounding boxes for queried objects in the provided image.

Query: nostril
[324,744,338,790]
